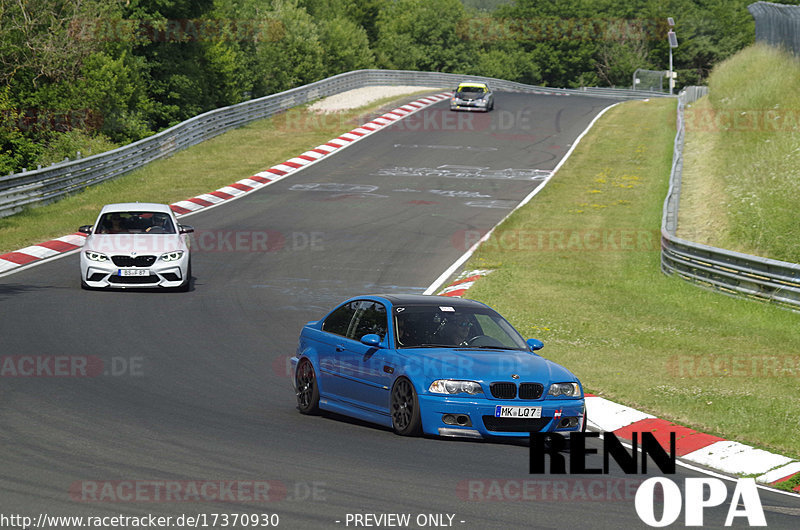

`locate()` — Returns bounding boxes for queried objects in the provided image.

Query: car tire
[390,378,422,436]
[177,260,192,292]
[296,358,320,415]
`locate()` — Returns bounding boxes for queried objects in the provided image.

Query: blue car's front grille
[519,383,544,400]
[482,416,551,432]
[490,382,516,399]
[489,382,544,400]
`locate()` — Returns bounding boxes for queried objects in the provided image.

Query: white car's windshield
[394,305,528,350]
[97,212,176,234]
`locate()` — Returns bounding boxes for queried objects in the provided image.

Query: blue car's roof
[356,294,489,308]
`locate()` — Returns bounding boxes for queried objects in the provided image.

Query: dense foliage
[0,0,755,175]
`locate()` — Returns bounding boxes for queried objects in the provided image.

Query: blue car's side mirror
[360,334,382,347]
[527,338,544,352]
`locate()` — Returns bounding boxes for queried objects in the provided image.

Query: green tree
[492,0,602,87]
[205,40,253,106]
[375,0,474,72]
[0,0,767,176]
[300,0,389,44]
[0,86,41,175]
[252,0,324,95]
[470,47,541,83]
[0,0,116,85]
[70,51,154,142]
[318,16,375,76]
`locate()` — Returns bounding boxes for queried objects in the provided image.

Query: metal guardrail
[749,1,800,55]
[661,86,800,310]
[0,70,665,219]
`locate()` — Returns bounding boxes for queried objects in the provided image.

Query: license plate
[118,269,149,277]
[495,406,542,418]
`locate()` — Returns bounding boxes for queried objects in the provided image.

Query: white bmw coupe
[78,203,193,291]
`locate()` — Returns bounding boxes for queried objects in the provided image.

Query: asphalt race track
[1,93,799,529]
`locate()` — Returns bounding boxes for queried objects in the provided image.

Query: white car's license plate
[118,269,149,277]
[495,406,542,418]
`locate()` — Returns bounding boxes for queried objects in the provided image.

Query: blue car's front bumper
[418,394,585,439]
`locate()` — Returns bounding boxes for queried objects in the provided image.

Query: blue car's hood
[396,347,579,386]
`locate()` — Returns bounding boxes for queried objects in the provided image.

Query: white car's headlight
[429,380,483,395]
[547,382,581,397]
[160,251,184,262]
[85,251,108,262]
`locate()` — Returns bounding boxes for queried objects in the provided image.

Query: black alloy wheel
[296,358,320,415]
[390,378,421,436]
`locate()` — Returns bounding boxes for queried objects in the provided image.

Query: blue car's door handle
[335,345,345,352]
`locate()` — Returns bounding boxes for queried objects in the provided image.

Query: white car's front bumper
[80,252,189,288]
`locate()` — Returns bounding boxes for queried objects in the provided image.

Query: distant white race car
[450,82,494,112]
[78,202,193,291]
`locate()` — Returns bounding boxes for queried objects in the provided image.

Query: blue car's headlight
[160,251,184,262]
[429,380,483,395]
[547,382,581,397]
[85,251,108,262]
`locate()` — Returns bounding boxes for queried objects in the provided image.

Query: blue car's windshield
[394,304,528,350]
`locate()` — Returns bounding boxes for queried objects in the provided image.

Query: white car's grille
[111,255,156,267]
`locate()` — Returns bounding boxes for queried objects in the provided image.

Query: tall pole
[669,47,673,95]
[667,18,677,95]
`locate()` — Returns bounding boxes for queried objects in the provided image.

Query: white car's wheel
[177,260,191,292]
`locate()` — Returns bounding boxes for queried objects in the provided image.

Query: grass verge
[679,43,800,262]
[464,98,800,463]
[0,89,438,255]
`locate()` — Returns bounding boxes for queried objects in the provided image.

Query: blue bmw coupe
[291,294,586,439]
